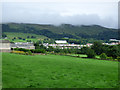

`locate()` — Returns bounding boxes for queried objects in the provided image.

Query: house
[0,40,11,52]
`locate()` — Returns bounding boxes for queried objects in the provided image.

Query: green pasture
[2,53,118,88]
[4,32,48,42]
[0,53,2,89]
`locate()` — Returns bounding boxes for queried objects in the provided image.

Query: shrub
[34,49,46,53]
[117,57,120,61]
[107,57,113,60]
[30,49,35,53]
[100,53,107,60]
[14,48,30,52]
[11,51,26,55]
[86,48,96,58]
[26,51,32,55]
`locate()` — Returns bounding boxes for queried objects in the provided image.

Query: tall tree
[91,41,103,55]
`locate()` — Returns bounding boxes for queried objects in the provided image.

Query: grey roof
[0,40,10,43]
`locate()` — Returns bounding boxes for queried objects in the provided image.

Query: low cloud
[2,2,118,29]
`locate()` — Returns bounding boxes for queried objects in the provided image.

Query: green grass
[0,53,2,89]
[70,54,87,58]
[70,54,100,59]
[4,32,48,42]
[2,53,118,88]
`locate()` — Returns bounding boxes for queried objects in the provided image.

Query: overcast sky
[1,0,119,29]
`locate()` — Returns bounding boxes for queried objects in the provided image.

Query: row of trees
[34,41,120,60]
[91,41,120,59]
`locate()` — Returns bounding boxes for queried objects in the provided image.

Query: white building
[11,42,35,49]
[55,40,67,44]
[0,40,11,52]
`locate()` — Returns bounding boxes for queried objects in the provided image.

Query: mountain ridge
[2,23,118,40]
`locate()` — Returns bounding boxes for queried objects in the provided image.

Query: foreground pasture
[2,53,118,88]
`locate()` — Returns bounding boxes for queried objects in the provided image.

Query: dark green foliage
[93,31,118,40]
[13,37,16,39]
[30,49,35,53]
[2,33,7,38]
[11,48,13,50]
[27,40,31,42]
[75,49,81,54]
[80,47,89,54]
[117,57,120,61]
[18,37,22,39]
[106,45,120,59]
[2,23,118,40]
[91,41,103,55]
[34,49,46,53]
[27,36,30,38]
[39,44,46,49]
[46,46,54,52]
[14,48,30,52]
[31,36,36,38]
[91,43,120,59]
[86,48,96,58]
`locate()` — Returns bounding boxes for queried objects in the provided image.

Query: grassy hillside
[2,23,118,40]
[2,53,118,88]
[4,32,48,42]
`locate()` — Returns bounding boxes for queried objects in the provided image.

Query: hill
[2,23,118,40]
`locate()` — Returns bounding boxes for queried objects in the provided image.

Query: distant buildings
[106,39,120,45]
[0,40,35,52]
[109,39,120,42]
[102,42,119,45]
[0,40,11,52]
[43,40,92,49]
[11,42,35,49]
[0,39,120,52]
[55,40,67,44]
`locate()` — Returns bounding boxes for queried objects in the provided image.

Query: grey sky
[2,0,118,29]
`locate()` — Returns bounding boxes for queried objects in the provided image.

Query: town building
[55,40,67,44]
[0,40,11,52]
[43,40,90,49]
[11,42,35,49]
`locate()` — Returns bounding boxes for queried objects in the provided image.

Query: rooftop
[55,40,67,44]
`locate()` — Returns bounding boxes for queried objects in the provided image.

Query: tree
[13,37,16,39]
[18,37,22,39]
[107,45,120,59]
[91,41,103,55]
[86,48,96,58]
[100,53,107,59]
[47,46,54,52]
[2,33,7,38]
[31,36,36,38]
[27,36,30,38]
[34,42,40,49]
[81,47,89,54]
[39,44,46,49]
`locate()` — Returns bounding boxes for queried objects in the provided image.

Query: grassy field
[4,32,48,42]
[0,53,2,89]
[2,53,118,88]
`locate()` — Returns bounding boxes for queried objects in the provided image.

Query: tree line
[12,41,120,61]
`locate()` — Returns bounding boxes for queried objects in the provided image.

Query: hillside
[2,23,118,40]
